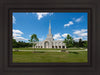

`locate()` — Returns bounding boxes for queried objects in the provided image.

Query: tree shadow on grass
[69,52,79,54]
[32,51,45,53]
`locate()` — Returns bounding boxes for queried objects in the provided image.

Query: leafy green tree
[83,41,88,48]
[12,38,17,48]
[13,38,33,48]
[28,34,39,51]
[63,34,74,48]
[79,38,83,47]
[73,41,79,47]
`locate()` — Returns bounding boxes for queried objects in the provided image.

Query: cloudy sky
[13,12,88,42]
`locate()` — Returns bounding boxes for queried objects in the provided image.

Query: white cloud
[36,12,53,20]
[62,33,68,38]
[73,29,87,37]
[53,33,63,40]
[75,16,83,22]
[13,33,21,37]
[13,29,28,42]
[73,37,83,41]
[81,29,87,32]
[14,37,28,42]
[64,21,73,27]
[73,29,87,41]
[80,33,87,37]
[13,16,16,24]
[53,33,71,40]
[13,29,23,34]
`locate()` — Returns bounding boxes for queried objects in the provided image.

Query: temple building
[34,21,67,49]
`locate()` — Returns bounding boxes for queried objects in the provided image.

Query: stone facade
[34,21,67,49]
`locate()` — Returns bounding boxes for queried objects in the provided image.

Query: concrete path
[13,49,87,52]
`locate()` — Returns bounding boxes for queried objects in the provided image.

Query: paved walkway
[13,49,87,52]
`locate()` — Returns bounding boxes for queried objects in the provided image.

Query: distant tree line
[63,34,87,48]
[13,39,32,48]
[72,40,87,48]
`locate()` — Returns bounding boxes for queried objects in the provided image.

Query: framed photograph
[12,12,88,63]
[0,0,99,75]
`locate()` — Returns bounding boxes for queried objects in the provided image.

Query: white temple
[34,21,67,49]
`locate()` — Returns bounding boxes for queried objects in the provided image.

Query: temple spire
[49,20,51,34]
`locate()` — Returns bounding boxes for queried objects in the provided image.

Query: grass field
[13,51,88,63]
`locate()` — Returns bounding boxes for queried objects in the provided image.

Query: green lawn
[13,51,88,63]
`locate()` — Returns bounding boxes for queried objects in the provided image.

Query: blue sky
[13,12,88,42]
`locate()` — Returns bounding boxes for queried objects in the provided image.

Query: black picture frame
[9,8,91,66]
[0,0,99,75]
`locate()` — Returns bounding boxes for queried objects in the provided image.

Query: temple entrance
[62,46,65,48]
[44,41,49,48]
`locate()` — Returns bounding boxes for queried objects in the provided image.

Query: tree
[73,41,79,47]
[83,41,88,48]
[28,34,39,51]
[79,38,83,47]
[63,34,74,48]
[12,37,33,48]
[12,38,17,48]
